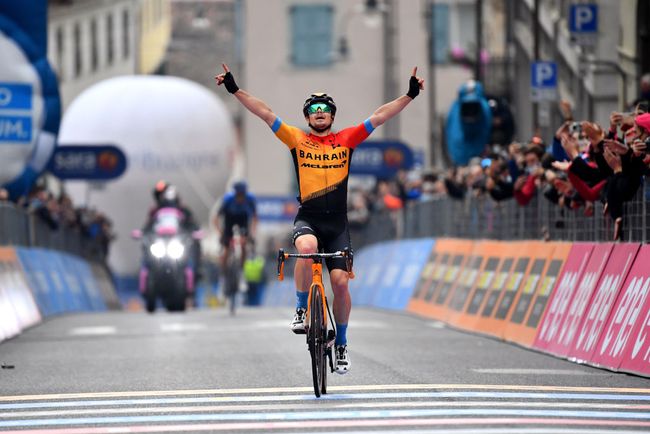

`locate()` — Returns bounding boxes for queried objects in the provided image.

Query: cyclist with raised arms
[215,63,423,374]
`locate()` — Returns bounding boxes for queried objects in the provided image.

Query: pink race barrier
[533,243,594,356]
[568,243,640,366]
[595,245,650,375]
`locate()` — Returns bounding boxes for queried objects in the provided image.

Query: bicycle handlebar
[277,248,354,281]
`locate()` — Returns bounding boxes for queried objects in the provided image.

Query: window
[73,22,82,77]
[122,10,130,58]
[107,13,114,65]
[90,19,98,71]
[56,27,64,81]
[290,5,333,67]
[431,4,449,64]
[430,2,476,64]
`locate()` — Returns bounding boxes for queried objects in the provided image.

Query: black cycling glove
[406,76,420,99]
[223,72,239,94]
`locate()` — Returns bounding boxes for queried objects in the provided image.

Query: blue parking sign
[531,62,557,88]
[531,62,557,102]
[569,4,598,33]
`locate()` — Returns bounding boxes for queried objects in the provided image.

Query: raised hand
[214,63,239,94]
[603,147,622,173]
[406,66,424,99]
[214,63,230,86]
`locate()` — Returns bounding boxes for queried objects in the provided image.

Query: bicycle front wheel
[309,285,326,397]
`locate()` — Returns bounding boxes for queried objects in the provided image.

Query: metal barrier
[356,178,650,247]
[0,203,106,262]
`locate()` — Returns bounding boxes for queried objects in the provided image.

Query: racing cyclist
[214,181,258,277]
[215,63,423,374]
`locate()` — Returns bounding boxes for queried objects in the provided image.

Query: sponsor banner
[90,263,122,310]
[411,246,439,301]
[0,247,41,342]
[17,248,63,316]
[350,140,415,179]
[373,239,435,310]
[478,241,533,338]
[620,260,650,375]
[48,145,128,180]
[255,196,299,222]
[0,248,22,341]
[594,245,650,373]
[568,243,639,363]
[447,241,501,328]
[416,239,474,321]
[533,243,595,355]
[479,244,518,320]
[503,242,570,347]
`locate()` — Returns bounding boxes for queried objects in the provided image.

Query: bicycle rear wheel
[309,285,326,397]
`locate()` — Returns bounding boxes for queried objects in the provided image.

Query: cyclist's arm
[367,66,423,129]
[215,64,276,127]
[367,95,413,129]
[233,89,277,127]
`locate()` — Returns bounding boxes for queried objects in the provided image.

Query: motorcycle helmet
[302,93,337,117]
[153,180,168,203]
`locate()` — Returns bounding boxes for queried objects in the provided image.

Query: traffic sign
[530,62,558,102]
[569,4,598,47]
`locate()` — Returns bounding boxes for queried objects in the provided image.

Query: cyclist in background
[214,181,258,274]
[215,63,423,374]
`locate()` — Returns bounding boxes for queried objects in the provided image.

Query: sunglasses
[307,103,332,114]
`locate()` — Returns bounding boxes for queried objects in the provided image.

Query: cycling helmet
[233,181,247,193]
[302,93,337,117]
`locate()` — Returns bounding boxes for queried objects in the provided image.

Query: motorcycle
[132,207,203,313]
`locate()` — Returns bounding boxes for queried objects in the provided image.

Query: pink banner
[613,245,650,376]
[568,243,640,364]
[537,244,612,357]
[593,245,650,369]
[533,243,593,355]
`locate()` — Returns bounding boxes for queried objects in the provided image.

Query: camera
[569,122,582,134]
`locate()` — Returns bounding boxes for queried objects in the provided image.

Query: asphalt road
[1,306,650,433]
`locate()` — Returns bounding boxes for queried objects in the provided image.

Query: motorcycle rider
[143,183,202,285]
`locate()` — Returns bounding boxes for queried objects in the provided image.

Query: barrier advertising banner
[504,242,570,347]
[619,246,650,376]
[568,243,639,363]
[533,243,594,355]
[0,247,40,342]
[593,245,650,373]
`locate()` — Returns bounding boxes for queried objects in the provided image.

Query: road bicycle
[223,226,246,315]
[277,248,353,397]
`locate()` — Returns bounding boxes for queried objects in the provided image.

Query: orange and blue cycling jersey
[270,117,375,214]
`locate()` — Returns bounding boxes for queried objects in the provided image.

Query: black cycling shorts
[220,224,249,247]
[292,210,351,272]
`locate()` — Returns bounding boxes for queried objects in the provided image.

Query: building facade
[240,0,504,196]
[47,0,171,110]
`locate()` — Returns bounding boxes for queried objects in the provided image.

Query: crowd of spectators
[0,184,115,259]
[347,95,650,243]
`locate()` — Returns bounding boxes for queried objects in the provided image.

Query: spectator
[0,188,9,203]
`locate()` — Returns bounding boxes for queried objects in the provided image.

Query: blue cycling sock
[296,291,308,310]
[335,323,347,346]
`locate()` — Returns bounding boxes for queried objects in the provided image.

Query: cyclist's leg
[290,217,319,333]
[323,219,352,374]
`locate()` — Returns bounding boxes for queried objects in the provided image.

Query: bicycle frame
[277,248,353,397]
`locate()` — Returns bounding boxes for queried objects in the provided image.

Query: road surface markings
[67,327,116,336]
[1,385,650,433]
[472,368,608,375]
[3,383,650,402]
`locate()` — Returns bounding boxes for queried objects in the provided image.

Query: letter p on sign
[569,4,598,33]
[531,62,557,88]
